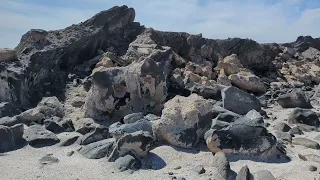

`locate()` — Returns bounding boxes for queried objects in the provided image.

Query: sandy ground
[1,106,320,180]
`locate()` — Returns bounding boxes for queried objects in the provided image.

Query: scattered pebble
[67,151,74,157]
[193,165,206,174]
[309,165,317,172]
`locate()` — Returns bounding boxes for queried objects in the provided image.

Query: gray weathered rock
[274,131,292,143]
[85,47,173,121]
[205,123,277,156]
[0,6,139,108]
[245,109,264,126]
[59,135,80,147]
[152,94,213,148]
[292,138,320,149]
[0,124,24,152]
[44,117,64,133]
[288,127,303,135]
[109,119,152,140]
[222,86,261,115]
[73,118,99,135]
[0,48,17,62]
[23,125,60,146]
[212,151,230,180]
[79,138,116,159]
[236,165,251,180]
[78,126,109,145]
[39,154,59,166]
[274,122,291,132]
[277,89,312,108]
[123,112,144,124]
[193,165,206,174]
[113,154,142,172]
[255,170,276,180]
[0,116,22,127]
[0,102,20,118]
[288,108,320,127]
[108,131,154,162]
[18,97,64,124]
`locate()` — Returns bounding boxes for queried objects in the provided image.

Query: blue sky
[1,0,320,48]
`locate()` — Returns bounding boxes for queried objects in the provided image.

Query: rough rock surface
[152,94,214,148]
[18,97,64,124]
[79,138,116,159]
[109,119,152,140]
[230,71,266,93]
[292,138,320,149]
[0,124,24,152]
[113,154,142,172]
[78,126,109,145]
[205,123,277,156]
[288,108,320,127]
[108,131,154,162]
[222,86,261,115]
[0,48,17,62]
[23,125,60,146]
[85,47,173,121]
[277,90,312,108]
[0,102,21,118]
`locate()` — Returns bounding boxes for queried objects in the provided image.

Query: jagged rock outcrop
[0,48,17,62]
[0,5,142,107]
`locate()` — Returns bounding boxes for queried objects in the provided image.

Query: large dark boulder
[288,108,320,127]
[0,6,141,108]
[0,124,24,152]
[205,123,277,156]
[277,89,312,108]
[222,86,261,115]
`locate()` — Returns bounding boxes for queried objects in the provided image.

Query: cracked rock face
[0,5,142,108]
[84,47,173,121]
[152,93,214,148]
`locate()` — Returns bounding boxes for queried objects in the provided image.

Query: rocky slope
[1,5,320,180]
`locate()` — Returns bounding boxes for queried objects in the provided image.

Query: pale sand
[1,106,320,180]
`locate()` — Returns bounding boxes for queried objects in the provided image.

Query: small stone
[168,172,174,175]
[174,166,182,170]
[193,165,206,174]
[298,154,307,161]
[309,165,317,172]
[67,151,74,157]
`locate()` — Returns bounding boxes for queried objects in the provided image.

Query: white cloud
[0,0,320,48]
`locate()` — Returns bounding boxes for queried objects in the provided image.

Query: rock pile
[1,5,320,179]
